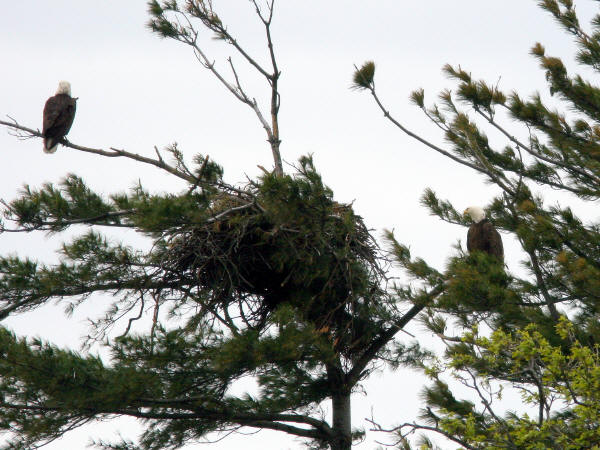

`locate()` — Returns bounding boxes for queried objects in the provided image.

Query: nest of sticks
[160,175,384,354]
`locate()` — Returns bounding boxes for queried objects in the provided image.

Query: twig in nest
[257,165,270,175]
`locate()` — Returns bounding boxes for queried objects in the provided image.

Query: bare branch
[525,247,561,321]
[366,417,478,450]
[205,200,256,223]
[118,293,146,338]
[364,87,495,178]
[160,2,283,175]
[0,119,196,184]
[260,0,283,176]
[0,118,41,139]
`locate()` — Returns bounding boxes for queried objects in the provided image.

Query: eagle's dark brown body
[42,93,76,153]
[467,218,504,262]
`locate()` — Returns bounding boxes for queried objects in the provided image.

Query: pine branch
[0,207,136,232]
[347,284,444,386]
[476,106,600,188]
[525,247,561,321]
[361,83,503,183]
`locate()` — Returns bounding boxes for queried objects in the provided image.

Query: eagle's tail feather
[43,138,58,154]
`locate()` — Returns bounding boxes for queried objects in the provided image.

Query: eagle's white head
[464,206,486,223]
[56,80,72,96]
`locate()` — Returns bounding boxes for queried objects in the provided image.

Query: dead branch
[159,1,283,175]
[0,118,196,184]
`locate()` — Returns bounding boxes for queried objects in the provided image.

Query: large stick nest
[159,163,386,354]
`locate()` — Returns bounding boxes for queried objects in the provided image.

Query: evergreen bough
[355,0,600,448]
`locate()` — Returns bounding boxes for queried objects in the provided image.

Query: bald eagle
[42,81,77,153]
[464,206,504,262]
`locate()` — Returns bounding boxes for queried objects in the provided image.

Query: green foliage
[7,0,600,448]
[352,61,376,90]
[439,253,514,314]
[410,88,425,108]
[416,322,600,449]
[355,1,600,448]
[7,175,116,232]
[153,156,389,358]
[0,3,419,450]
[147,0,229,42]
[1,150,223,235]
[0,154,402,449]
[0,327,162,449]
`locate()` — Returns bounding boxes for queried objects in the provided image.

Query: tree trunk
[270,138,283,176]
[330,390,352,450]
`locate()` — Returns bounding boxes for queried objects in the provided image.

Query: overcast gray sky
[1,1,597,449]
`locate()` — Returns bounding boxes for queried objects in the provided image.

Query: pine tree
[0,2,431,450]
[354,0,600,448]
